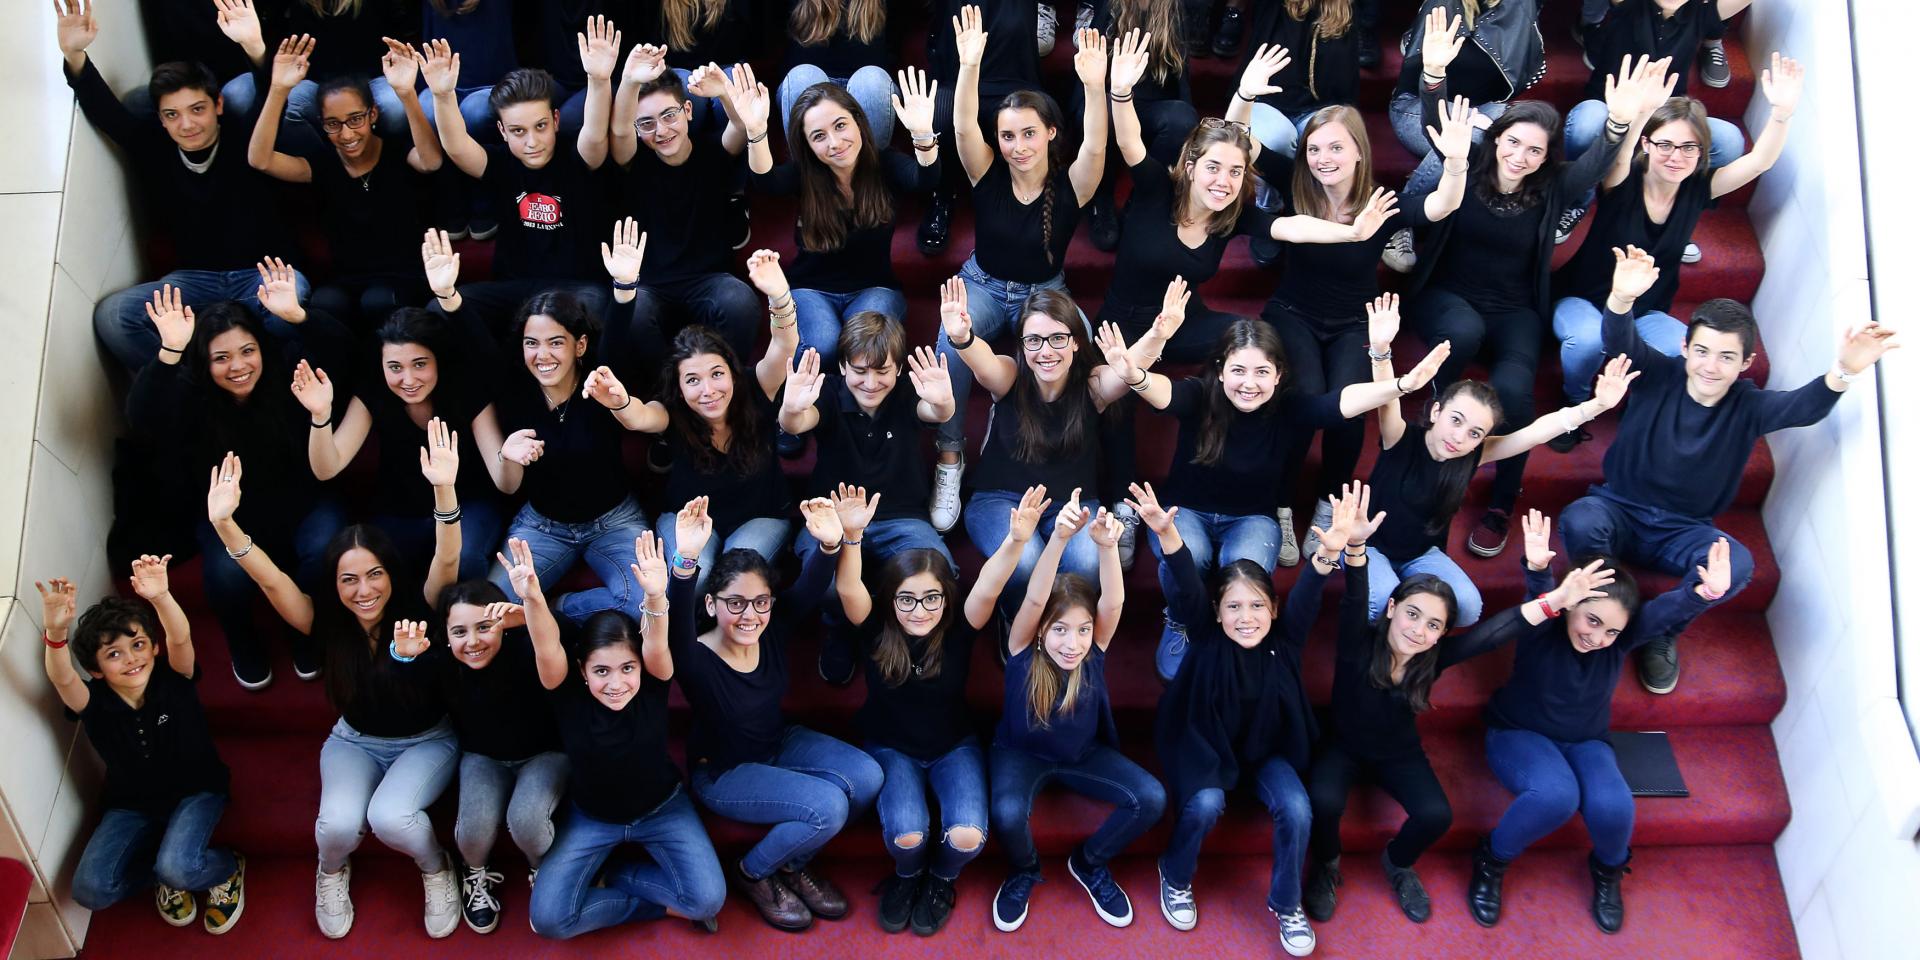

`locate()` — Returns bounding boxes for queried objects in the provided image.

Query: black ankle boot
[1589,850,1630,934]
[1087,187,1120,252]
[1467,838,1510,928]
[917,190,953,256]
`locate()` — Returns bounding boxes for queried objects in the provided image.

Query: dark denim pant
[1485,726,1634,867]
[529,788,727,938]
[492,497,652,627]
[193,497,345,681]
[989,742,1166,872]
[627,272,762,370]
[1559,485,1756,638]
[1159,755,1310,913]
[71,792,235,909]
[871,738,990,880]
[690,726,883,880]
[96,268,313,373]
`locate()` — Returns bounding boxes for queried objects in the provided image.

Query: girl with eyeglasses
[829,485,1045,934]
[1549,58,1803,439]
[1401,52,1671,560]
[666,497,884,932]
[247,35,443,331]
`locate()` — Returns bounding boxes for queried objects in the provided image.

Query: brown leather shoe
[734,860,811,932]
[780,864,850,920]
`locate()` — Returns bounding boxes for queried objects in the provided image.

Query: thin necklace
[549,393,573,423]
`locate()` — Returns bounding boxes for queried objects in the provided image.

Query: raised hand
[495,537,541,603]
[36,577,79,635]
[744,249,789,299]
[781,349,825,415]
[1238,43,1291,99]
[938,276,973,345]
[674,497,714,563]
[800,496,846,548]
[686,62,729,99]
[906,345,954,407]
[146,285,195,354]
[1109,28,1152,97]
[1072,28,1108,90]
[54,0,99,62]
[1603,54,1673,124]
[1087,507,1122,549]
[1122,481,1178,536]
[831,483,881,540]
[1428,94,1475,161]
[600,217,647,285]
[420,38,460,95]
[206,451,244,523]
[1094,321,1139,383]
[892,66,938,137]
[952,5,988,68]
[577,15,621,82]
[581,365,631,410]
[723,62,771,138]
[499,428,544,466]
[1366,292,1401,349]
[1549,558,1617,613]
[1522,508,1555,571]
[1419,6,1464,73]
[255,257,304,322]
[379,36,421,93]
[421,228,462,297]
[1053,487,1090,537]
[289,359,334,418]
[631,530,669,599]
[128,554,173,601]
[484,599,526,631]
[1310,484,1360,555]
[1592,354,1641,409]
[393,619,432,657]
[1152,276,1191,342]
[1008,484,1051,543]
[270,34,314,91]
[621,42,668,87]
[1609,244,1660,302]
[418,416,460,486]
[1695,537,1733,599]
[1837,320,1900,375]
[1400,340,1453,395]
[213,0,264,53]
[1351,188,1399,241]
[1761,52,1805,117]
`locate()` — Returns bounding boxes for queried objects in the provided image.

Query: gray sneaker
[1275,905,1318,956]
[1275,507,1300,567]
[1382,228,1416,273]
[1157,863,1197,930]
[1699,39,1731,89]
[1113,501,1142,569]
[1036,2,1058,56]
[1301,499,1335,561]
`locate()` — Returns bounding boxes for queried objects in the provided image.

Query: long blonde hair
[663,0,728,51]
[1023,576,1098,729]
[1285,0,1353,38]
[1108,0,1186,87]
[789,0,886,46]
[299,0,364,14]
[1288,105,1376,223]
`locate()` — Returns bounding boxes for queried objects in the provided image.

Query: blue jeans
[689,726,883,880]
[193,497,345,682]
[989,742,1166,871]
[1396,94,1508,196]
[315,718,459,873]
[870,738,990,880]
[654,515,792,597]
[493,497,652,627]
[1558,486,1756,638]
[71,793,236,909]
[454,751,570,869]
[777,64,896,150]
[1485,727,1633,867]
[1248,102,1314,161]
[1159,755,1311,913]
[529,789,727,938]
[1151,508,1281,679]
[1553,297,1685,403]
[373,497,506,585]
[1365,547,1485,628]
[96,268,313,373]
[1564,98,1744,206]
[790,287,909,368]
[963,490,1102,621]
[934,253,1079,451]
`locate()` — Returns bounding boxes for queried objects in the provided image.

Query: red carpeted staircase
[77,4,1799,957]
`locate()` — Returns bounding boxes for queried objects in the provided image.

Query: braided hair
[995,90,1069,268]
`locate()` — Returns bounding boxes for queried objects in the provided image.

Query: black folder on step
[1608,731,1689,797]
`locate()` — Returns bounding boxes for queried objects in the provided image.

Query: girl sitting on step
[989,494,1165,933]
[830,484,1049,935]
[205,428,466,941]
[1465,511,1733,935]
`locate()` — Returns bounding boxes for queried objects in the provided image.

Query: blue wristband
[388,640,418,663]
[670,552,698,572]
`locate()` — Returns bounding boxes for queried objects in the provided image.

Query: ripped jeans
[869,738,989,880]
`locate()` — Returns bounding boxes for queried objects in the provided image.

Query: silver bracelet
[1367,346,1393,362]
[225,536,255,560]
[637,602,669,620]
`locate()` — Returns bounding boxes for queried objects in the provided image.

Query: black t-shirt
[1365,422,1461,563]
[930,0,1040,88]
[365,378,495,518]
[495,376,634,523]
[335,622,449,739]
[1557,166,1713,315]
[76,666,230,814]
[479,144,606,281]
[621,130,739,284]
[855,616,978,759]
[1245,1,1358,115]
[1267,211,1404,326]
[971,389,1101,498]
[1106,157,1275,314]
[664,392,791,534]
[549,666,682,822]
[307,137,429,279]
[971,160,1082,284]
[1583,0,1726,101]
[445,632,561,763]
[809,380,935,520]
[1159,379,1344,517]
[1433,187,1545,315]
[749,152,940,293]
[780,0,892,76]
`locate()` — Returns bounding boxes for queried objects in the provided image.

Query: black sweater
[1243,1,1358,116]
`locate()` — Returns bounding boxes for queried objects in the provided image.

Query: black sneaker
[291,634,323,681]
[646,441,674,475]
[876,873,918,933]
[911,874,957,936]
[469,219,499,242]
[917,191,953,256]
[1467,507,1512,558]
[1637,634,1680,694]
[460,862,503,934]
[1699,39,1731,89]
[1546,426,1592,454]
[1357,30,1381,68]
[817,623,857,687]
[1555,205,1588,245]
[728,194,752,250]
[1249,233,1283,270]
[230,645,273,692]
[1067,847,1133,927]
[1210,5,1245,58]
[1382,850,1431,923]
[1087,189,1120,252]
[992,868,1043,932]
[1302,857,1340,922]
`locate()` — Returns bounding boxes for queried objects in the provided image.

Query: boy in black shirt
[40,559,245,935]
[56,0,304,374]
[1559,246,1897,694]
[424,23,616,335]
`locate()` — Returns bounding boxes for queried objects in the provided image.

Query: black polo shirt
[75,665,230,814]
[808,378,937,521]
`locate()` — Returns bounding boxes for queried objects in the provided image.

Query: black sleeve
[1437,605,1535,668]
[65,58,157,158]
[748,160,801,197]
[1337,559,1373,652]
[1555,121,1626,205]
[1625,579,1716,651]
[1749,377,1846,435]
[1163,542,1211,632]
[127,359,191,441]
[1523,561,1558,599]
[1280,560,1331,652]
[668,570,700,667]
[783,537,836,615]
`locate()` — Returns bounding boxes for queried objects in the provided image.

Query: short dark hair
[148,61,220,106]
[634,70,690,105]
[316,73,375,114]
[1686,298,1760,358]
[72,598,158,674]
[489,68,559,115]
[1570,554,1643,619]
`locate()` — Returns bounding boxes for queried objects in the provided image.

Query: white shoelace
[317,869,350,916]
[461,866,503,911]
[1165,884,1195,908]
[1278,909,1313,940]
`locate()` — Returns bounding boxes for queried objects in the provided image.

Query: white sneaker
[1382,228,1416,273]
[931,458,964,532]
[315,862,354,939]
[1276,906,1318,956]
[1158,864,1197,931]
[423,857,460,939]
[1681,242,1702,264]
[1275,507,1300,568]
[1301,499,1334,561]
[1074,1,1095,35]
[1037,3,1059,56]
[1113,501,1141,569]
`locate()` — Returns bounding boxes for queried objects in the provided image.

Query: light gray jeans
[455,750,571,869]
[315,717,459,872]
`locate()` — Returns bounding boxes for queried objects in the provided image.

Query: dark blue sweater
[1600,306,1842,520]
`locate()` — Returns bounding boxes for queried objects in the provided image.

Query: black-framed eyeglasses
[1021,332,1074,352]
[893,591,946,613]
[321,111,372,134]
[1646,139,1703,158]
[714,594,774,615]
[635,106,685,135]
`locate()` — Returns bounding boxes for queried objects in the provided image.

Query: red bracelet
[43,632,68,649]
[1535,594,1560,619]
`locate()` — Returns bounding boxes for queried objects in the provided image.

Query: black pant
[1307,739,1453,869]
[1097,299,1249,507]
[312,272,430,335]
[1408,287,1542,511]
[1268,301,1371,500]
[1069,86,1201,169]
[626,272,762,382]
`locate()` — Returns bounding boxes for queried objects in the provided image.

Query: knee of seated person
[70,873,116,912]
[990,791,1030,832]
[1530,778,1581,821]
[1556,498,1611,549]
[367,803,425,842]
[1408,794,1454,835]
[891,831,925,851]
[527,895,573,940]
[1186,788,1227,824]
[945,825,986,853]
[1724,539,1757,589]
[809,789,851,832]
[1455,588,1485,628]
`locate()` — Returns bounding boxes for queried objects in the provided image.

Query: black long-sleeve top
[1600,306,1842,520]
[1157,379,1345,518]
[1393,0,1545,105]
[1482,563,1712,743]
[1243,1,1358,116]
[1154,544,1322,805]
[667,548,834,772]
[63,57,295,272]
[748,152,941,293]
